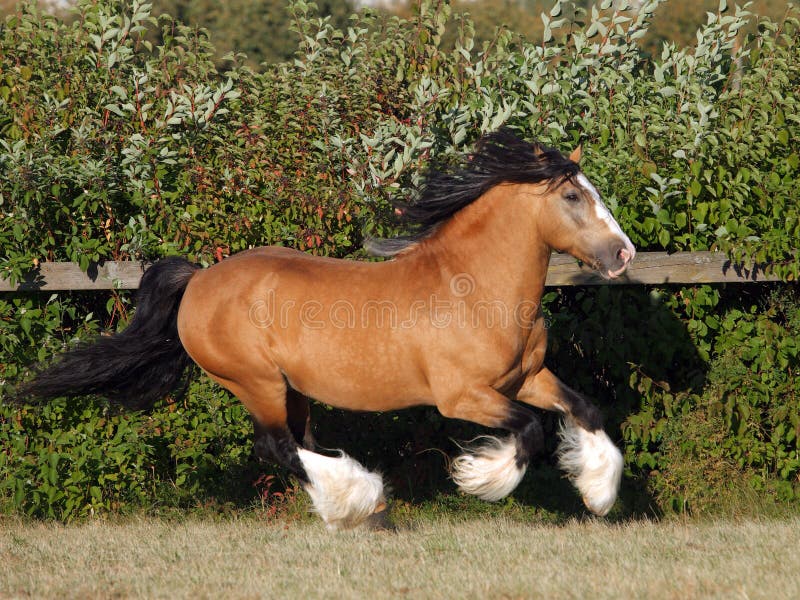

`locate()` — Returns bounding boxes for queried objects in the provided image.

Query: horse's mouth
[606,263,629,279]
[590,246,635,280]
[581,258,630,280]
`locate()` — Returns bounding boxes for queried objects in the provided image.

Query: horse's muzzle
[607,246,634,278]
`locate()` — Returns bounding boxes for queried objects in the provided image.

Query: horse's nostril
[617,247,631,263]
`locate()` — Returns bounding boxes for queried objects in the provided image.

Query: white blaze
[576,174,636,258]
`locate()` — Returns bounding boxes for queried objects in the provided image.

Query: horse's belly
[279,345,430,411]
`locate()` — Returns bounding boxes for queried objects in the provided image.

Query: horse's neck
[416,186,551,302]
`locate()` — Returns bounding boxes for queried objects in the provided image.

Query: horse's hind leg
[437,386,544,501]
[220,374,384,529]
[516,367,623,516]
[286,388,316,450]
[252,388,315,495]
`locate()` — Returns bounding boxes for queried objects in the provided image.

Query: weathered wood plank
[0,252,785,292]
[0,261,150,291]
[545,251,782,286]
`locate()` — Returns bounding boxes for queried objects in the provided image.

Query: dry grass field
[1,514,799,599]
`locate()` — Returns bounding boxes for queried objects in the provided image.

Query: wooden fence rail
[0,252,784,292]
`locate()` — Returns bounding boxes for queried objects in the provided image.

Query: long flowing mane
[366,128,580,257]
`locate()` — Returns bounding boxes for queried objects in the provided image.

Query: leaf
[104,103,125,117]
[541,82,560,95]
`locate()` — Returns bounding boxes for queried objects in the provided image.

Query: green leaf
[110,85,127,100]
[104,104,125,117]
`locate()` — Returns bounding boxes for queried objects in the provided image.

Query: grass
[2,512,799,599]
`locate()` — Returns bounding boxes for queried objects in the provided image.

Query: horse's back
[175,245,433,409]
[177,245,344,364]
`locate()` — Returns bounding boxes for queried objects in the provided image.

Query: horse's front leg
[437,387,544,501]
[516,367,623,516]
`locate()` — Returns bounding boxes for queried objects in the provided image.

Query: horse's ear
[569,145,582,164]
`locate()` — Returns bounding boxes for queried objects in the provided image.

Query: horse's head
[536,147,635,279]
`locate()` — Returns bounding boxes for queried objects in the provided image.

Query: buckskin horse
[21,129,636,528]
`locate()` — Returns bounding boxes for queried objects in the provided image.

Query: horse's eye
[564,191,580,203]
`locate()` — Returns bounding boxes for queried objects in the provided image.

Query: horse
[20,129,635,529]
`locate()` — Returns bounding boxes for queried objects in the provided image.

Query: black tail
[17,257,200,410]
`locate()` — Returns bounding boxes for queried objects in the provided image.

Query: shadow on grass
[281,286,704,524]
[178,287,703,524]
[301,406,661,524]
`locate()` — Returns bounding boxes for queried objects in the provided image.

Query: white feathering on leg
[557,419,623,516]
[451,435,526,501]
[297,449,385,530]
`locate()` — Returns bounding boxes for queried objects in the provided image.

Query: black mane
[366,128,580,256]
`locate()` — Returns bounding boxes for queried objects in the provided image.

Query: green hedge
[1,0,798,519]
